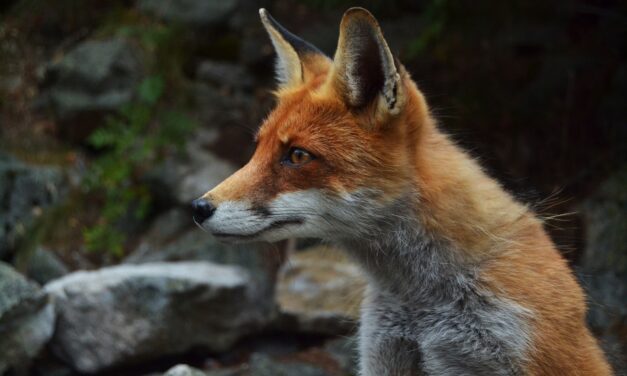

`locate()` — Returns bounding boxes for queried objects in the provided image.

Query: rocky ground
[0,1,625,375]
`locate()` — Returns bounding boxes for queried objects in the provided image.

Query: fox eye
[283,147,314,167]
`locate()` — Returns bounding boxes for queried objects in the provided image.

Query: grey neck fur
[333,194,531,375]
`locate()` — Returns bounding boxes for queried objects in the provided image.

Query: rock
[248,353,330,376]
[323,336,358,376]
[0,262,56,375]
[147,128,238,205]
[164,364,208,376]
[163,364,243,376]
[21,247,69,285]
[138,0,238,28]
[275,246,363,335]
[45,262,274,374]
[578,167,627,372]
[0,154,64,259]
[124,208,279,318]
[196,61,254,92]
[193,83,255,135]
[38,38,142,141]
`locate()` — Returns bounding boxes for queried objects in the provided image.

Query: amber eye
[284,147,314,167]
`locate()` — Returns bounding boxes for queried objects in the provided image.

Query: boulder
[193,83,256,137]
[0,262,56,374]
[45,262,275,374]
[248,353,330,376]
[138,0,238,28]
[323,336,358,376]
[38,38,142,141]
[160,337,358,376]
[164,364,209,376]
[21,247,70,285]
[146,128,238,206]
[124,208,279,317]
[0,154,64,259]
[196,61,254,92]
[275,246,363,335]
[578,167,627,372]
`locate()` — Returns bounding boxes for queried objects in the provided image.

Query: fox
[191,7,612,376]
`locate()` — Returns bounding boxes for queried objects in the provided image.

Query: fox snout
[191,198,216,224]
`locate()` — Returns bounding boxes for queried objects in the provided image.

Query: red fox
[192,7,612,375]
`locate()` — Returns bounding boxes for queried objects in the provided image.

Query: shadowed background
[0,1,625,375]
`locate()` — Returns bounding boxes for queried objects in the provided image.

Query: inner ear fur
[259,8,331,89]
[327,7,404,117]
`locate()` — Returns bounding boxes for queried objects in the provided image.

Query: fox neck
[338,196,473,304]
[338,82,534,303]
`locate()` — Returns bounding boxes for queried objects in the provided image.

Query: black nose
[191,198,216,223]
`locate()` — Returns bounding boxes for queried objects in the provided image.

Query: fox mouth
[210,218,304,240]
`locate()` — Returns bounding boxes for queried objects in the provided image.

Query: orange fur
[204,9,611,374]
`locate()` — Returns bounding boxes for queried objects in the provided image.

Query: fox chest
[358,286,530,376]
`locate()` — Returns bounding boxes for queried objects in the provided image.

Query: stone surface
[193,83,256,137]
[22,247,70,285]
[0,154,64,259]
[196,61,254,92]
[323,336,358,376]
[248,353,330,376]
[578,167,627,372]
[0,262,56,374]
[45,262,274,374]
[275,246,363,335]
[147,128,238,205]
[124,208,279,321]
[38,38,142,140]
[138,0,238,28]
[123,208,271,273]
[164,364,209,376]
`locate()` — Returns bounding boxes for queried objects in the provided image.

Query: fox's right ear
[259,8,331,90]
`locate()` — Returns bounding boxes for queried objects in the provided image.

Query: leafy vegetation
[83,75,195,256]
[80,15,196,256]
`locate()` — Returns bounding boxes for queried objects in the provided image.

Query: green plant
[83,76,195,256]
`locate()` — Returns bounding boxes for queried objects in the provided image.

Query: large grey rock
[21,247,70,285]
[196,61,254,92]
[164,364,209,376]
[275,246,363,336]
[578,167,627,372]
[138,0,238,28]
[0,262,56,374]
[124,208,278,316]
[39,38,142,139]
[193,83,255,137]
[147,128,238,205]
[323,336,358,376]
[0,154,64,259]
[163,364,244,376]
[248,353,330,376]
[45,262,274,374]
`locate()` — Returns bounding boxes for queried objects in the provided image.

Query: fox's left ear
[259,8,331,89]
[327,8,405,117]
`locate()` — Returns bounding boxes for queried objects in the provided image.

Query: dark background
[0,1,625,375]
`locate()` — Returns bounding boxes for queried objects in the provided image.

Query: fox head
[193,7,432,243]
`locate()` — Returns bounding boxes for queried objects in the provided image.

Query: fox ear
[328,8,404,115]
[259,8,330,89]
